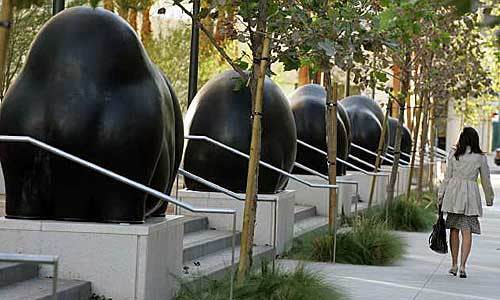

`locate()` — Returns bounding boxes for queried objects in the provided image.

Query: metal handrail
[178,167,279,268]
[387,145,413,160]
[292,162,360,209]
[433,146,448,157]
[347,154,391,172]
[0,253,59,300]
[296,140,389,177]
[185,135,339,189]
[0,135,238,299]
[0,136,236,215]
[350,142,406,167]
[179,168,246,201]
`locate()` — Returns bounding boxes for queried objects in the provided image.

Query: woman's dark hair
[454,127,483,160]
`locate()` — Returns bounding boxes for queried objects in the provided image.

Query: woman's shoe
[459,269,467,278]
[448,266,458,276]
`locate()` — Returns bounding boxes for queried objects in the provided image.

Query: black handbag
[429,206,448,254]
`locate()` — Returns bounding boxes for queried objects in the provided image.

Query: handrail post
[52,260,58,300]
[230,212,236,300]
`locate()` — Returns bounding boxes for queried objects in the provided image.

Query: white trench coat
[438,149,494,217]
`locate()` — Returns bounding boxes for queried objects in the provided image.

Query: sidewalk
[280,172,500,300]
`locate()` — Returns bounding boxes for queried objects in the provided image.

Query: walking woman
[438,127,494,278]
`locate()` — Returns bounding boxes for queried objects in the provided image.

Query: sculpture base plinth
[286,174,357,217]
[0,216,183,300]
[178,189,294,255]
[349,171,389,205]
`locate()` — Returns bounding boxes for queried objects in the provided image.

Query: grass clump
[346,192,437,232]
[287,218,406,266]
[176,264,344,300]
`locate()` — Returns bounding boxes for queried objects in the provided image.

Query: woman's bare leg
[450,228,460,268]
[460,229,472,271]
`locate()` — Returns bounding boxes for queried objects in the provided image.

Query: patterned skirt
[446,213,481,235]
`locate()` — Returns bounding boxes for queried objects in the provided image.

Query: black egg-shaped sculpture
[288,84,350,176]
[183,70,297,193]
[0,7,183,223]
[386,117,412,165]
[340,95,389,171]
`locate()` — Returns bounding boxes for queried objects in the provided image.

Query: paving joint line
[412,254,445,300]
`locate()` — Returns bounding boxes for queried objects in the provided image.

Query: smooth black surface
[386,117,412,165]
[183,70,297,194]
[288,84,350,176]
[0,7,183,223]
[340,95,389,171]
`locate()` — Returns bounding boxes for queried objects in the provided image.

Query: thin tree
[0,0,14,96]
[174,0,275,281]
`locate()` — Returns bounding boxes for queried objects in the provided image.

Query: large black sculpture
[386,117,412,165]
[288,84,350,176]
[340,95,389,171]
[0,7,183,223]
[183,70,297,193]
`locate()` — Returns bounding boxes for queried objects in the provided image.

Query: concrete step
[293,215,329,238]
[183,230,241,262]
[293,205,317,223]
[181,245,275,281]
[0,278,91,300]
[0,263,38,287]
[182,216,209,234]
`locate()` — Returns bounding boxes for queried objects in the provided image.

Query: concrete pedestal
[0,162,4,194]
[0,216,183,300]
[349,171,389,206]
[397,166,410,196]
[177,190,294,254]
[286,174,357,217]
[412,162,431,187]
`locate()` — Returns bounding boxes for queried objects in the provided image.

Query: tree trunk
[313,72,321,84]
[0,0,13,98]
[298,67,310,86]
[128,9,138,31]
[324,70,338,263]
[416,92,430,202]
[406,93,423,199]
[371,51,377,100]
[406,94,412,132]
[237,0,269,281]
[386,53,411,211]
[428,100,436,192]
[141,4,152,41]
[391,65,401,117]
[368,97,391,207]
[344,68,351,98]
[103,0,114,11]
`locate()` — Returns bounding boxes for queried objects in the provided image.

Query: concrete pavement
[280,170,500,300]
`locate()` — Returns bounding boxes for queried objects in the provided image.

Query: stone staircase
[0,262,91,300]
[180,204,329,281]
[0,205,331,298]
[293,205,328,238]
[181,216,275,280]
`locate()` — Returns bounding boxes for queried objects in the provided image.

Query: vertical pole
[237,35,270,283]
[52,0,65,15]
[0,0,13,98]
[229,212,236,300]
[324,71,338,263]
[344,68,351,98]
[188,0,200,105]
[52,261,58,300]
[371,51,377,100]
